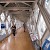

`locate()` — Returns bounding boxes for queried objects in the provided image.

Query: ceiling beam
[0,0,35,3]
[21,2,31,7]
[0,5,3,10]
[9,11,30,14]
[4,7,31,11]
[11,13,30,18]
[4,3,9,7]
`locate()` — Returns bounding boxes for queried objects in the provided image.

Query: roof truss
[0,0,35,3]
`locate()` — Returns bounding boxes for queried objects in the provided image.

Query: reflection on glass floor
[0,27,35,50]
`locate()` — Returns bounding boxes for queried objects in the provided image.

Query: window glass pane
[1,29,6,35]
[0,22,1,30]
[7,15,11,23]
[39,0,42,4]
[47,36,50,41]
[14,19,17,25]
[6,20,8,30]
[1,12,5,21]
[8,28,11,34]
[37,14,47,39]
[45,0,50,14]
[34,4,39,22]
[16,20,23,29]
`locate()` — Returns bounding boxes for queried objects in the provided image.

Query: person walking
[23,23,26,32]
[11,24,16,36]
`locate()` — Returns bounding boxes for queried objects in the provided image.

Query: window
[34,4,39,22]
[16,20,23,29]
[6,20,8,30]
[14,19,17,25]
[0,21,1,30]
[39,0,42,4]
[45,0,50,14]
[1,29,6,35]
[8,28,11,34]
[7,15,11,23]
[37,13,47,39]
[47,36,50,41]
[1,12,5,21]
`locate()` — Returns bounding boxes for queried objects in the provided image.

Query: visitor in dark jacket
[11,24,16,36]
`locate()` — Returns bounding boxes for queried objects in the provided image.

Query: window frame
[37,13,47,39]
[44,0,50,15]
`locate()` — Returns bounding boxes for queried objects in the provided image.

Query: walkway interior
[0,27,35,50]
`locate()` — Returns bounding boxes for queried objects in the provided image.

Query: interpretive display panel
[1,23,6,29]
[42,36,50,50]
